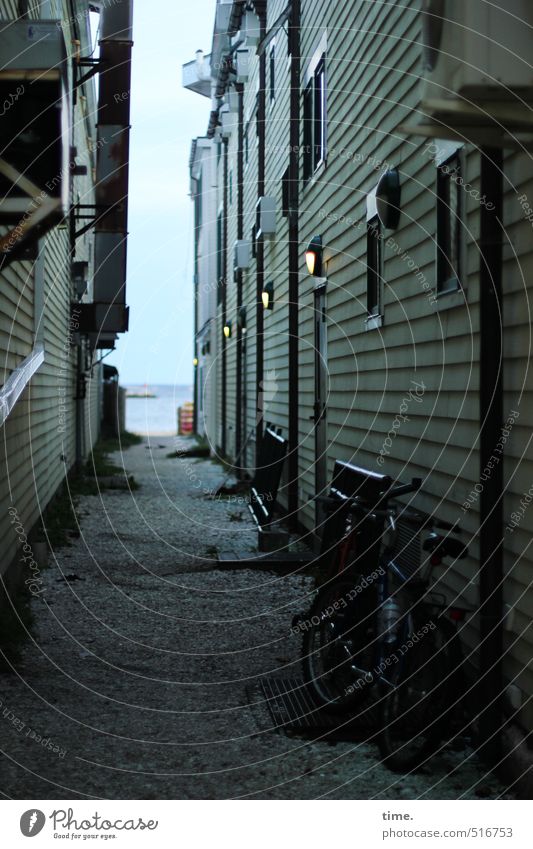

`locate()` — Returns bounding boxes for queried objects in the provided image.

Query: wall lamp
[223,320,232,339]
[193,357,198,367]
[305,235,323,276]
[262,280,274,310]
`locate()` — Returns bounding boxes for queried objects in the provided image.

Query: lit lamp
[193,357,198,367]
[262,281,274,310]
[223,320,232,339]
[305,235,323,276]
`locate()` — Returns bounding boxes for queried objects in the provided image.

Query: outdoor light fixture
[223,321,232,339]
[238,306,247,331]
[306,235,323,276]
[262,281,274,310]
[193,357,198,367]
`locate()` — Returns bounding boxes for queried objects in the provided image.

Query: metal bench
[218,458,394,571]
[248,425,288,532]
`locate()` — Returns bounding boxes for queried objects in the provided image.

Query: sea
[125,384,193,436]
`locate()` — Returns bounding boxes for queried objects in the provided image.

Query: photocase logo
[20,809,46,837]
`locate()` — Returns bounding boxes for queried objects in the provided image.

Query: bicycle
[300,474,469,771]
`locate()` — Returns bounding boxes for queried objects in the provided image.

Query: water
[125,384,193,435]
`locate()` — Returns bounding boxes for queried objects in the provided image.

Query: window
[244,122,250,168]
[282,166,290,218]
[436,153,462,292]
[195,171,202,226]
[217,212,224,304]
[269,44,276,103]
[303,52,327,181]
[367,216,382,317]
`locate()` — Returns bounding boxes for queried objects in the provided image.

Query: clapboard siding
[1,1,103,582]
[193,0,533,730]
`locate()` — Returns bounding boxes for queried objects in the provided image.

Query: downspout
[193,187,200,435]
[221,138,229,456]
[235,83,245,471]
[287,0,300,528]
[75,342,84,473]
[255,5,267,462]
[478,146,504,764]
[93,0,133,334]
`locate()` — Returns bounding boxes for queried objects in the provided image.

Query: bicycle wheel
[378,617,457,771]
[302,576,378,713]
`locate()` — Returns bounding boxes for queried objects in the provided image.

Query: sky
[106,0,216,386]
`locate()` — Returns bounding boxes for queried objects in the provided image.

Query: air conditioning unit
[243,10,261,47]
[256,196,277,238]
[235,48,250,83]
[234,240,251,270]
[226,89,240,113]
[220,107,237,138]
[421,0,533,105]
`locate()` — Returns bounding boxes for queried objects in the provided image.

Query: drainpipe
[235,83,244,471]
[287,0,301,529]
[75,341,85,474]
[93,0,133,335]
[193,173,200,435]
[255,5,267,463]
[478,146,504,764]
[221,138,229,456]
[193,283,199,436]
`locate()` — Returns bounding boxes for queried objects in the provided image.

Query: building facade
[1,1,132,596]
[185,0,533,744]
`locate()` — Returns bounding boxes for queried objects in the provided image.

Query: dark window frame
[269,44,276,104]
[216,211,224,304]
[366,216,382,317]
[244,121,250,169]
[303,52,327,183]
[436,152,462,293]
[282,165,290,218]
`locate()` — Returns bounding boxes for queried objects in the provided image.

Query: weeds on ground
[167,435,210,460]
[81,431,141,492]
[0,586,34,671]
[45,432,141,546]
[43,486,79,548]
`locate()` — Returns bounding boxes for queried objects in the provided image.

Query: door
[313,284,328,528]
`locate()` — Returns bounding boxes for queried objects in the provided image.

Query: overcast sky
[107,0,215,386]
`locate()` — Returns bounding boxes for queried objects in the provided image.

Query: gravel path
[0,437,509,799]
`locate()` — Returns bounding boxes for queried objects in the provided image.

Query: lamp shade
[223,321,232,339]
[305,235,323,276]
[262,281,274,310]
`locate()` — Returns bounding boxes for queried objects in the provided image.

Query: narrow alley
[1,440,508,800]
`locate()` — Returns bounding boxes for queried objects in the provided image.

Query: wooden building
[185,0,533,765]
[1,1,132,600]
